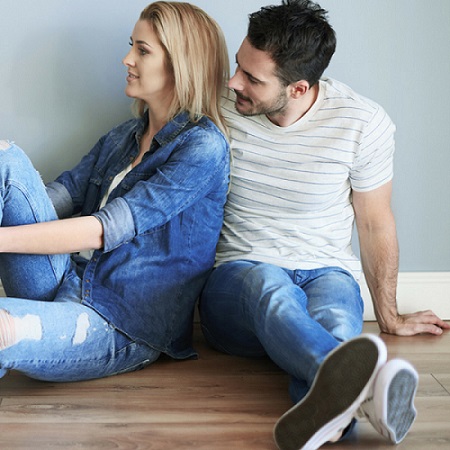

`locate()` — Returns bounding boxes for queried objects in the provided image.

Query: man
[199,1,450,449]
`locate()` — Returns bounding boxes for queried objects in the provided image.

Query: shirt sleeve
[46,181,75,219]
[92,197,135,252]
[350,105,396,192]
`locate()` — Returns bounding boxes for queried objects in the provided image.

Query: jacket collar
[135,111,192,147]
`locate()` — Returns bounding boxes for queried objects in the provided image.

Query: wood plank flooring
[0,322,449,449]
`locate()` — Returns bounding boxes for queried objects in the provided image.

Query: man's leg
[199,261,340,389]
[300,267,418,444]
[288,267,364,403]
[357,358,418,444]
[287,267,417,447]
[201,262,415,448]
[303,267,364,341]
[274,334,387,450]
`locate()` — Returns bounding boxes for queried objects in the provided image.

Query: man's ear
[290,80,311,98]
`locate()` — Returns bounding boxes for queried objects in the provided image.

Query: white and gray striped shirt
[215,78,395,280]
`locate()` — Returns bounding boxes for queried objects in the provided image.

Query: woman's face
[123,20,174,106]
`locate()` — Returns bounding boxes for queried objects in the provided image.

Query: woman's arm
[0,216,103,255]
[94,123,229,252]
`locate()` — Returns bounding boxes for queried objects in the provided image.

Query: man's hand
[353,185,449,338]
[381,310,450,336]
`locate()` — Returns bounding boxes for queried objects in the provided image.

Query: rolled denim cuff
[93,197,135,252]
[46,181,74,219]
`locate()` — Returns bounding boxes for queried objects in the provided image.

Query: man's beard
[234,88,289,117]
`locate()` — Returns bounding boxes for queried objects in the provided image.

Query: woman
[0,1,230,382]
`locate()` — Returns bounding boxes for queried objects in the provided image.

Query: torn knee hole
[0,309,42,350]
[0,140,13,151]
[73,313,90,345]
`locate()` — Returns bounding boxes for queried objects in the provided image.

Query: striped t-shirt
[215,77,396,280]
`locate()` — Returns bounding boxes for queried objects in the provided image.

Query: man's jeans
[199,260,364,403]
[0,142,159,382]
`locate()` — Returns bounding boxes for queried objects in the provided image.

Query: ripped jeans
[0,141,160,382]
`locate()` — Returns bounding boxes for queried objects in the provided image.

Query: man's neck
[267,83,319,127]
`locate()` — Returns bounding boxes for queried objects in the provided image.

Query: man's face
[229,38,289,117]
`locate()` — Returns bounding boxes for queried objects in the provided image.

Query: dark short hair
[247,0,336,87]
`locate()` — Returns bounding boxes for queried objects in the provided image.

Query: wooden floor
[0,322,449,450]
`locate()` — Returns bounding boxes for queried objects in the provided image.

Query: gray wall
[1,0,449,272]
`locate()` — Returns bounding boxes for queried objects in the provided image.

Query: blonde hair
[134,1,229,137]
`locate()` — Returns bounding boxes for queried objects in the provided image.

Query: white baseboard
[360,272,450,321]
[1,272,449,321]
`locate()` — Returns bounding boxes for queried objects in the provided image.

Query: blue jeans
[199,260,364,403]
[0,142,160,382]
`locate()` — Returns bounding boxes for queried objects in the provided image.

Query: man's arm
[353,181,449,336]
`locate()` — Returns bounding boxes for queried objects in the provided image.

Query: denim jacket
[46,112,229,358]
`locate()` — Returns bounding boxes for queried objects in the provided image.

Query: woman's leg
[0,143,159,382]
[0,142,70,300]
[0,296,160,382]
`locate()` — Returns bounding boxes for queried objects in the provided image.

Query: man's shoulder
[321,77,382,112]
[320,78,394,131]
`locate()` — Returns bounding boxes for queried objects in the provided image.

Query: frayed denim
[0,142,159,382]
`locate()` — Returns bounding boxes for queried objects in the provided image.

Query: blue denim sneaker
[358,359,418,444]
[273,334,387,450]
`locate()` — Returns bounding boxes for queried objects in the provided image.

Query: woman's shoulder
[193,117,228,157]
[196,115,225,136]
[173,114,227,148]
[169,115,229,166]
